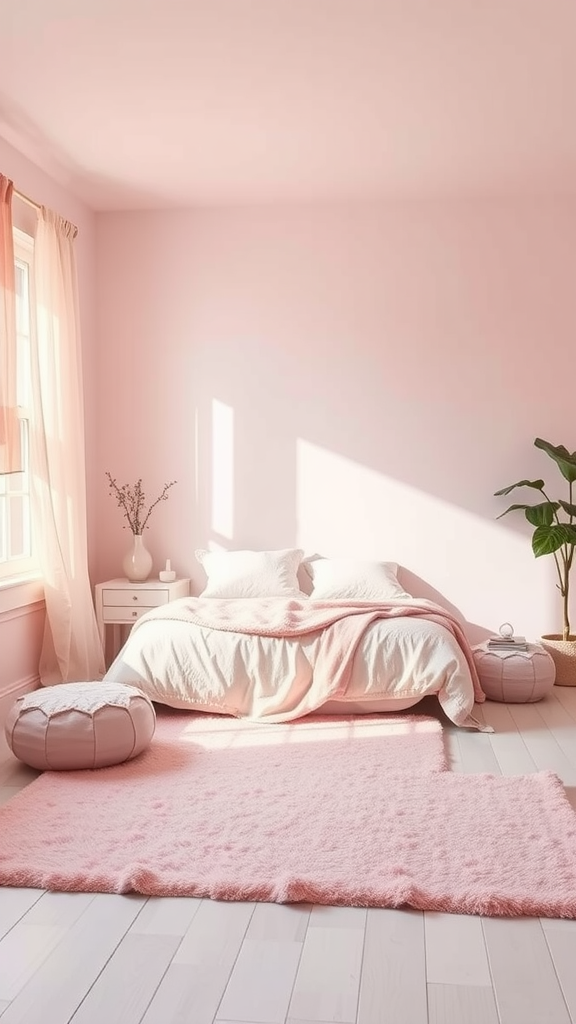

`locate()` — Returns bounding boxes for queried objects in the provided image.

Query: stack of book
[487,633,528,652]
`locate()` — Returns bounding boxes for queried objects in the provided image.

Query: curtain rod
[14,187,41,211]
[14,186,79,238]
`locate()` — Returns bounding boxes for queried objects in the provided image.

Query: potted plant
[494,437,576,686]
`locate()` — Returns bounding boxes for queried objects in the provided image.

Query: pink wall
[93,198,576,643]
[2,135,573,684]
[0,134,97,694]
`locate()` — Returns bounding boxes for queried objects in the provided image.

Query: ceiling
[0,0,574,210]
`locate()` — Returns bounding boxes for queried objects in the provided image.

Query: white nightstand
[95,577,191,661]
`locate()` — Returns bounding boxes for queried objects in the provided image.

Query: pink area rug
[1,710,576,917]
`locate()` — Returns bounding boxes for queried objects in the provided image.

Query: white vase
[122,533,153,582]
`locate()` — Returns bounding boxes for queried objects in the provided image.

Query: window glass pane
[16,334,31,408]
[4,236,36,576]
[16,259,31,408]
[8,495,27,558]
[15,259,30,335]
[21,417,29,475]
[7,470,25,494]
[22,495,31,558]
[8,420,29,491]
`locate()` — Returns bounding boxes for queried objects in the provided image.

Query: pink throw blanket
[134,597,485,714]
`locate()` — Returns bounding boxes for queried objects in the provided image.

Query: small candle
[165,559,171,571]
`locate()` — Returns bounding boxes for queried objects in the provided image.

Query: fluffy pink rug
[1,710,576,917]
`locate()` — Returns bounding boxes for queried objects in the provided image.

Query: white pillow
[196,548,305,598]
[303,557,411,601]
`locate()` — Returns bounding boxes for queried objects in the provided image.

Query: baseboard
[0,673,41,702]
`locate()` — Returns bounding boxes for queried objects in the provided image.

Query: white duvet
[104,598,480,727]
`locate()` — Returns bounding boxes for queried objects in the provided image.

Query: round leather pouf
[4,682,156,770]
[473,644,556,703]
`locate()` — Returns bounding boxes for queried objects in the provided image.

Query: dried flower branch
[105,472,177,534]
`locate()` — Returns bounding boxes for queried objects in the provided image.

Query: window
[0,227,36,580]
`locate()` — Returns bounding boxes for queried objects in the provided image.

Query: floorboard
[69,933,181,1024]
[0,889,45,943]
[424,912,492,987]
[287,923,365,1022]
[483,917,572,1024]
[427,983,500,1024]
[542,921,576,1022]
[356,908,427,1024]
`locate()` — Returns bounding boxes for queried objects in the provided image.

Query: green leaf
[525,502,559,527]
[494,479,545,497]
[562,524,576,544]
[532,524,573,557]
[495,503,531,520]
[534,438,576,483]
[558,500,576,518]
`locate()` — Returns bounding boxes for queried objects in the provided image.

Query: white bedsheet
[104,611,476,726]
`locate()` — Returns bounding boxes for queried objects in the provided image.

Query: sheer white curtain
[31,207,105,684]
[0,175,22,474]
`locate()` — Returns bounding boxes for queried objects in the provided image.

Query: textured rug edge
[1,866,575,920]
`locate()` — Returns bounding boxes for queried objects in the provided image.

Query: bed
[103,549,485,727]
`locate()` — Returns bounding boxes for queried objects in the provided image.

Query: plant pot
[540,635,576,687]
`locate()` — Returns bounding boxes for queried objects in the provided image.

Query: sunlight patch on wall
[295,439,554,636]
[211,399,234,540]
[205,540,227,554]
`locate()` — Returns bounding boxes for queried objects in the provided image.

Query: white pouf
[473,643,556,703]
[5,682,156,770]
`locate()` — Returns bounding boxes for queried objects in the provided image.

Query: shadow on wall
[400,571,492,645]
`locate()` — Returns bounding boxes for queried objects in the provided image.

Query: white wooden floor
[1,689,576,1024]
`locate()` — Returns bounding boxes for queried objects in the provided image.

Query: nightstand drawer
[101,588,169,609]
[95,577,191,666]
[102,606,150,623]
